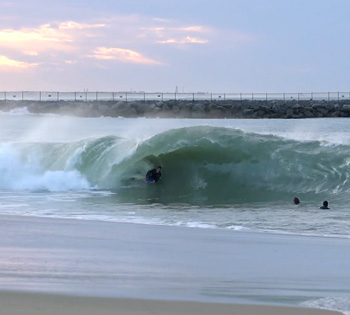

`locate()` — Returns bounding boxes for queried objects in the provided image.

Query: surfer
[293,197,300,205]
[145,166,162,183]
[320,200,330,209]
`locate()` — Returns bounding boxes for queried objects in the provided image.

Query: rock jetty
[1,99,350,118]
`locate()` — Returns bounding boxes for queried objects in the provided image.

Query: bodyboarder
[145,166,162,183]
[320,200,330,209]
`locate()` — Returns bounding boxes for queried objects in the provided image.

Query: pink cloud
[89,47,161,65]
[0,21,106,53]
[0,55,38,68]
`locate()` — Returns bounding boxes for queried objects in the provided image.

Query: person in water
[320,200,330,209]
[293,197,300,205]
[145,166,162,183]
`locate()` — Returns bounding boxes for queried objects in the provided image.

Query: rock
[304,110,314,118]
[342,104,350,111]
[1,99,349,119]
[192,103,205,113]
[317,107,329,115]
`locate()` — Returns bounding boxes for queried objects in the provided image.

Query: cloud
[59,21,105,30]
[0,55,37,68]
[180,26,205,32]
[157,36,208,44]
[88,47,161,64]
[65,60,77,64]
[140,24,211,46]
[0,14,255,74]
[152,17,171,22]
[138,21,254,47]
[22,50,39,56]
[0,21,106,53]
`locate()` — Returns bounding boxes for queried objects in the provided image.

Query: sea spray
[0,143,91,191]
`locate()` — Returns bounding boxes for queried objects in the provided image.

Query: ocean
[1,108,350,314]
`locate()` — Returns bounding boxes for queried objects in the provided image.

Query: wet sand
[0,291,342,315]
[0,214,349,314]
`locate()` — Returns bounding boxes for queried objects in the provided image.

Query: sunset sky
[0,0,349,93]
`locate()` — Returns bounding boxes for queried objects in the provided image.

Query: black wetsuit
[146,169,161,183]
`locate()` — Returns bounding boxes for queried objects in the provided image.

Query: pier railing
[0,91,350,102]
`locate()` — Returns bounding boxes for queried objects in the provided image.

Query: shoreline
[3,211,350,241]
[0,291,343,315]
[0,214,350,314]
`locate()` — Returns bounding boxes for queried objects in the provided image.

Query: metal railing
[0,91,350,102]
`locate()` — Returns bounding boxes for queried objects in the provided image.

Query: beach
[0,291,342,315]
[0,214,347,314]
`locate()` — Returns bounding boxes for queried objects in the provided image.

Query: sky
[0,0,349,93]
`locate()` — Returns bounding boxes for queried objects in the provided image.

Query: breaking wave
[1,126,350,205]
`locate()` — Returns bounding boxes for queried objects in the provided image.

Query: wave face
[1,126,350,205]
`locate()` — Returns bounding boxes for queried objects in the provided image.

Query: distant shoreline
[1,99,350,118]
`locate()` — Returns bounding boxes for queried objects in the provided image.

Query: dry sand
[0,291,342,315]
